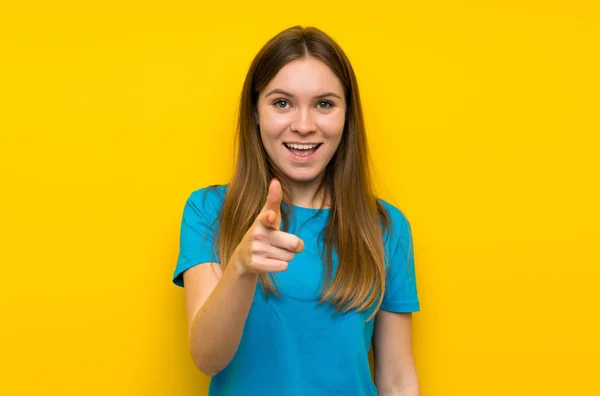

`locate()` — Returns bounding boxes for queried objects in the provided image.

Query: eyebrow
[265,88,343,100]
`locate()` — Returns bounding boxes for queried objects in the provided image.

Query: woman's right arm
[183,257,258,376]
[183,179,303,376]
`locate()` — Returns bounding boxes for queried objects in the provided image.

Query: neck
[286,174,330,209]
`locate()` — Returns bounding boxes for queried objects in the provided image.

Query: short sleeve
[172,187,223,288]
[380,203,420,313]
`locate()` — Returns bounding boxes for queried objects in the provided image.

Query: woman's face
[256,57,346,185]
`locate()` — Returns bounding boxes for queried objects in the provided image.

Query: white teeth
[285,143,319,150]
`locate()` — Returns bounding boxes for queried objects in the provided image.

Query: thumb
[261,178,282,226]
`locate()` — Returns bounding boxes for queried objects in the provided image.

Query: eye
[273,99,290,109]
[317,100,334,109]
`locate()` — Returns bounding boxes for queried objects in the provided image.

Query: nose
[290,107,316,135]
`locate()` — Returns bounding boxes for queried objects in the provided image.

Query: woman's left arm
[372,310,420,396]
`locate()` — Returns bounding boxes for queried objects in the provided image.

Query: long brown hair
[211,25,392,320]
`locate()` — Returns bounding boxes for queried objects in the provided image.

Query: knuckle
[253,224,272,239]
[250,242,263,255]
[250,255,262,269]
[251,228,262,240]
[255,260,268,273]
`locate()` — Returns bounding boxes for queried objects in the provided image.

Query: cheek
[317,113,345,138]
[259,111,290,137]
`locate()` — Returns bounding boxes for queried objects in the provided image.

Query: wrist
[228,252,258,280]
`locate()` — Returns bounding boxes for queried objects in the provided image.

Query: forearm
[189,259,258,376]
[376,361,421,396]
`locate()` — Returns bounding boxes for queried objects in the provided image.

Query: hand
[232,178,304,275]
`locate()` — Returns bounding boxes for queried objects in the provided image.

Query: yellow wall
[1,1,598,395]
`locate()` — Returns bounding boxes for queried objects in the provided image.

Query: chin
[281,169,323,183]
[291,176,317,183]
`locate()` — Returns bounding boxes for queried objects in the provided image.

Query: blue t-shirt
[173,184,420,396]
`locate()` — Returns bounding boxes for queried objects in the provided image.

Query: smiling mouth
[283,142,322,158]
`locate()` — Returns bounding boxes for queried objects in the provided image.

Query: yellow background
[1,1,599,395]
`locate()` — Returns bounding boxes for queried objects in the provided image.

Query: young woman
[173,25,421,396]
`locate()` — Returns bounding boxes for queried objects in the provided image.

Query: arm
[181,179,301,377]
[373,310,420,396]
[183,259,258,377]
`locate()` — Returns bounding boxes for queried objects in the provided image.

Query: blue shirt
[173,184,420,395]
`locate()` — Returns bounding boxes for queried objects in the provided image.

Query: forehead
[263,57,344,96]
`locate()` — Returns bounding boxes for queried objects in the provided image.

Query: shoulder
[376,197,413,261]
[187,184,228,207]
[184,184,229,219]
[377,197,411,234]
